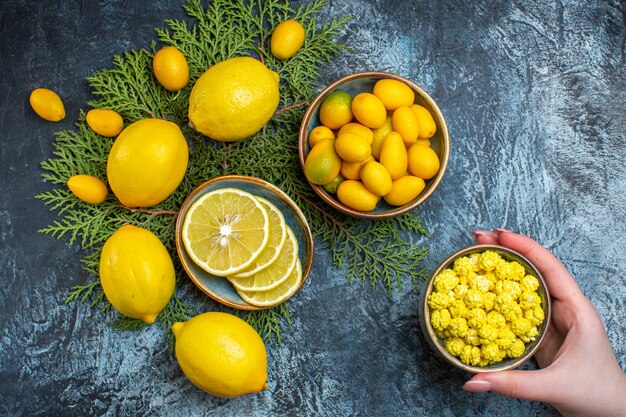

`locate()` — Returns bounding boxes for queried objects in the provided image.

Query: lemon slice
[182,188,269,276]
[231,197,287,278]
[229,226,297,292]
[236,257,303,307]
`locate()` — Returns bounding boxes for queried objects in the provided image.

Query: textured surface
[1,0,624,416]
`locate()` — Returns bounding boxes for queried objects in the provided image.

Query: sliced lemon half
[182,188,269,276]
[229,226,297,292]
[236,256,303,307]
[231,197,287,278]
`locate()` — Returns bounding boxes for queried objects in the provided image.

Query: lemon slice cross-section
[229,225,297,292]
[236,255,303,307]
[231,197,287,278]
[182,188,269,276]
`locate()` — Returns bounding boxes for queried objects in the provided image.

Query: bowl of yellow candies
[298,72,450,218]
[419,244,552,373]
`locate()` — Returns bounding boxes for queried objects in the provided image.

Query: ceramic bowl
[175,175,314,310]
[419,244,551,373]
[298,71,450,219]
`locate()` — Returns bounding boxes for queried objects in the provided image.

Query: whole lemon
[335,132,371,163]
[152,46,189,92]
[172,312,268,398]
[270,20,305,60]
[188,57,280,141]
[99,225,175,324]
[107,118,188,207]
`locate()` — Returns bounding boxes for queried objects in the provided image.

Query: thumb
[464,370,556,403]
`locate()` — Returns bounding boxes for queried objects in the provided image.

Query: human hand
[463,229,626,417]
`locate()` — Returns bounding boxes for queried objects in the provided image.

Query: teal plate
[298,71,450,219]
[175,175,314,310]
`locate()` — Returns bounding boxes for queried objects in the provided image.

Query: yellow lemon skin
[360,161,392,196]
[373,79,415,111]
[392,106,420,144]
[379,131,408,180]
[384,175,426,206]
[341,155,374,180]
[270,20,305,60]
[309,125,335,148]
[86,109,124,137]
[67,175,108,204]
[337,180,379,211]
[172,312,267,398]
[304,138,341,185]
[189,57,279,141]
[338,122,373,145]
[152,46,189,91]
[29,88,65,122]
[407,144,440,180]
[335,132,371,163]
[99,225,175,324]
[351,93,386,129]
[371,116,392,159]
[410,104,437,139]
[319,91,353,129]
[107,118,188,207]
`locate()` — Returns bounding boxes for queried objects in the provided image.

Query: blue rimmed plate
[175,175,314,310]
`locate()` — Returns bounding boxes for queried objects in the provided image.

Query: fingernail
[471,230,491,238]
[492,227,511,237]
[463,379,491,393]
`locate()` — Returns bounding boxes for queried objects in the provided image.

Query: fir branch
[37,0,429,346]
[244,303,291,344]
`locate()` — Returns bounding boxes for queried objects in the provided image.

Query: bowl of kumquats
[298,72,450,219]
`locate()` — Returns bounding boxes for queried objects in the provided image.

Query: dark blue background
[1,1,624,416]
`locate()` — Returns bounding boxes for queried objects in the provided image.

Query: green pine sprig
[37,0,430,343]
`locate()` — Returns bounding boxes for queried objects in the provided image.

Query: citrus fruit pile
[181,188,303,307]
[303,78,442,211]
